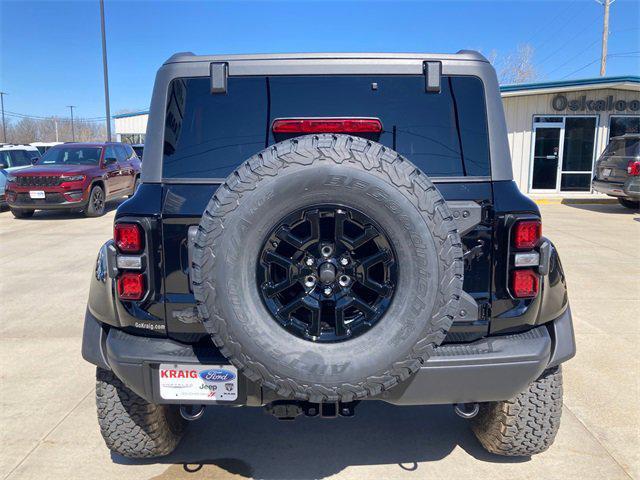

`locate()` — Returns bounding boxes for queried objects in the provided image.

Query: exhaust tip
[454,403,479,419]
[180,405,206,421]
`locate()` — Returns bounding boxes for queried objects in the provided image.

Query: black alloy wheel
[257,205,397,343]
[86,185,105,217]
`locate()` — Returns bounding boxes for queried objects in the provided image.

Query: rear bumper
[82,306,576,406]
[7,193,88,210]
[623,177,640,200]
[592,179,627,197]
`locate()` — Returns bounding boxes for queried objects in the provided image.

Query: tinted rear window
[603,138,639,157]
[162,75,490,179]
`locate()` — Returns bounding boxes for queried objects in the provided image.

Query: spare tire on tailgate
[191,134,463,403]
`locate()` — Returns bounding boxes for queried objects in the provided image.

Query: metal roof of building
[500,76,640,97]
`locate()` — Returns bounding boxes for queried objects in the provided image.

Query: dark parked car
[593,134,640,209]
[5,142,141,218]
[82,52,575,459]
[131,144,144,160]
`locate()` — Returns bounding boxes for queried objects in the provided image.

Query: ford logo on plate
[199,369,236,383]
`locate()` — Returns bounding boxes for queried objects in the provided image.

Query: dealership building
[114,75,639,196]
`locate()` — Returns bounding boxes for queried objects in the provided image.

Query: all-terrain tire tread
[471,366,563,456]
[95,368,186,458]
[192,134,464,402]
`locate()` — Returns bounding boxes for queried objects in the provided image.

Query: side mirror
[31,157,39,164]
[104,157,117,165]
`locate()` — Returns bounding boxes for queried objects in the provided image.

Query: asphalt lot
[0,200,638,480]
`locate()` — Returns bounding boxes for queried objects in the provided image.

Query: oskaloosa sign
[552,94,640,112]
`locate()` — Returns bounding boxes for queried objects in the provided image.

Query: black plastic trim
[547,306,576,367]
[84,307,574,406]
[81,309,110,370]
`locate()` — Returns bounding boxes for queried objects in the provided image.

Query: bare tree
[490,44,538,85]
[1,117,107,143]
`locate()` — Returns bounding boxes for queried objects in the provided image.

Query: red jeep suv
[5,142,141,218]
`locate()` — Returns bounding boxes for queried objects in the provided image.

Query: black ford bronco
[82,51,575,459]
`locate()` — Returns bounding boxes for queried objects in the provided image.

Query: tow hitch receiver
[265,401,359,420]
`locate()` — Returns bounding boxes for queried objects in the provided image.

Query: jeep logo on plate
[199,369,236,383]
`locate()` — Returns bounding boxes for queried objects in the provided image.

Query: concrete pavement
[0,201,638,479]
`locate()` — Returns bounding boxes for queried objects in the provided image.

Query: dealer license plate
[602,168,612,177]
[29,190,45,199]
[159,364,238,401]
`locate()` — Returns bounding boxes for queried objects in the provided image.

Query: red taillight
[114,223,142,253]
[513,220,541,250]
[272,118,383,134]
[627,160,640,176]
[511,269,539,298]
[117,272,145,301]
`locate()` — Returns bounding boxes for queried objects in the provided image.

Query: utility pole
[0,91,7,143]
[54,119,59,142]
[67,105,76,141]
[99,0,112,142]
[597,0,613,77]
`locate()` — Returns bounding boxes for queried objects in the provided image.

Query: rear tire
[96,368,186,458]
[85,185,105,217]
[10,208,34,219]
[618,197,639,210]
[472,366,563,456]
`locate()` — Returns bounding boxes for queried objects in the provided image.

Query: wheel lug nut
[340,257,349,266]
[305,257,314,266]
[304,275,316,288]
[338,275,351,287]
[323,287,332,296]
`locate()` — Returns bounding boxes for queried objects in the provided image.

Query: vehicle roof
[610,134,640,140]
[0,144,39,151]
[140,49,513,183]
[163,50,489,65]
[52,142,124,147]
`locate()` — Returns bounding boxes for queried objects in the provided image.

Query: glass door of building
[530,116,597,193]
[531,120,563,192]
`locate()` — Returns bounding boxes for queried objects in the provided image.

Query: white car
[0,144,41,207]
[30,142,63,155]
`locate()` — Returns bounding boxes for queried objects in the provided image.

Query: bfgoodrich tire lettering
[191,134,464,402]
[95,368,186,458]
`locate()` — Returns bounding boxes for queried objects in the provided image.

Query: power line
[561,51,640,79]
[537,17,600,66]
[3,110,108,122]
[546,38,601,76]
[544,26,636,77]
[523,0,582,51]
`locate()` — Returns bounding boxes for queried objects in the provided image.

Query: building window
[534,116,563,123]
[609,115,640,139]
[530,116,597,193]
[120,133,146,145]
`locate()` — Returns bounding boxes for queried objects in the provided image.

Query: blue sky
[1,0,639,120]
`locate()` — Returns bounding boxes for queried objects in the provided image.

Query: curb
[532,198,618,205]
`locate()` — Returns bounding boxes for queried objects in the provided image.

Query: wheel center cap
[318,262,336,284]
